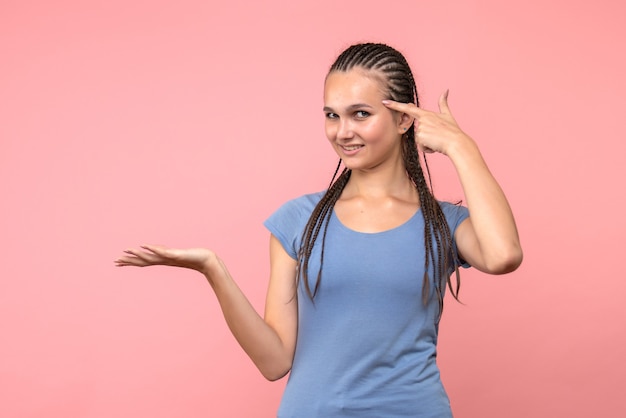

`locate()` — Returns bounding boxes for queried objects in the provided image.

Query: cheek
[362,120,388,141]
[324,122,335,140]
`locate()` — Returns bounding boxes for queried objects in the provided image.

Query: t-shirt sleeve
[440,201,471,268]
[264,198,305,260]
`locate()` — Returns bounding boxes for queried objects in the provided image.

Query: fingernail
[382,100,390,105]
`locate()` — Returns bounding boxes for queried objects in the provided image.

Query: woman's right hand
[115,245,218,277]
[115,237,299,380]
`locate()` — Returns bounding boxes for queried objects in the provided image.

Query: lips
[341,144,363,151]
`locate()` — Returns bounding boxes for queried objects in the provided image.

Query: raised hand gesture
[383,90,471,155]
[383,90,522,274]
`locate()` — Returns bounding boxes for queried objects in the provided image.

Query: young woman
[115,43,522,417]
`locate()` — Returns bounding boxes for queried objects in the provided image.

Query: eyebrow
[323,103,374,112]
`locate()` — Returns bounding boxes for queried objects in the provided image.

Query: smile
[341,145,363,151]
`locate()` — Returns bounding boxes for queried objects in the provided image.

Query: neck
[343,160,416,200]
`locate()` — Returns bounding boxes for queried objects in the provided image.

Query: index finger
[381,100,425,116]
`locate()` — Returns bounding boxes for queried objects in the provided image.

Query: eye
[355,110,370,119]
[325,112,338,119]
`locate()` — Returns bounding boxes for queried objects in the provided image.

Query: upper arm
[263,234,298,364]
[454,216,522,274]
[454,217,490,273]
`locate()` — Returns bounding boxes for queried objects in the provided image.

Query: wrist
[445,133,479,160]
[200,253,222,280]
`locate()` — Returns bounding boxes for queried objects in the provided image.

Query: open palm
[115,244,216,275]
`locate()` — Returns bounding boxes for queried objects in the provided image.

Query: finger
[114,256,149,267]
[417,142,435,154]
[115,259,142,267]
[438,89,452,116]
[382,100,425,116]
[140,244,166,256]
[123,248,160,264]
[141,245,177,263]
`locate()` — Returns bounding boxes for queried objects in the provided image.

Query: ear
[397,112,414,134]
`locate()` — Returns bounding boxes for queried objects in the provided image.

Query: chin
[339,159,361,170]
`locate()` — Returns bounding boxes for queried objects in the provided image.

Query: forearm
[447,136,523,272]
[203,258,293,381]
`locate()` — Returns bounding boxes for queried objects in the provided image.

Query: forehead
[324,69,387,105]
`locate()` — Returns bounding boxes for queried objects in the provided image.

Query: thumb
[438,89,451,115]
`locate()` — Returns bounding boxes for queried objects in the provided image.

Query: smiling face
[323,68,405,172]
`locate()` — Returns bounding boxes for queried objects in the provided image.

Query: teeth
[343,145,362,151]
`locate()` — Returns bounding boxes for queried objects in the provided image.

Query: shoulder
[271,191,325,220]
[438,201,469,231]
[264,191,325,259]
[286,191,325,210]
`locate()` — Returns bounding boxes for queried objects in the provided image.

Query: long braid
[298,167,351,299]
[405,70,460,319]
[299,43,461,322]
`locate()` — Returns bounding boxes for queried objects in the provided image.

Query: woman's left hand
[382,90,471,155]
[385,91,523,274]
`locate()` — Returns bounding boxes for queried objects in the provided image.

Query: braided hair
[297,43,461,322]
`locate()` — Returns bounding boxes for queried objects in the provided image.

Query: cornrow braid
[298,43,461,322]
[297,164,351,299]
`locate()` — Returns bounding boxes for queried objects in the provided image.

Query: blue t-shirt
[264,192,469,417]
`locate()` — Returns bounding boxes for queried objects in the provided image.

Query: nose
[337,118,354,141]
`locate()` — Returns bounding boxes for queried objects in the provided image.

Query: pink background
[2,0,625,416]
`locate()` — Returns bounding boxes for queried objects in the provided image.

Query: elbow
[259,359,292,382]
[262,366,291,382]
[484,245,523,275]
[263,370,290,382]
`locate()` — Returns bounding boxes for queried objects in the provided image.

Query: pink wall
[2,0,625,416]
